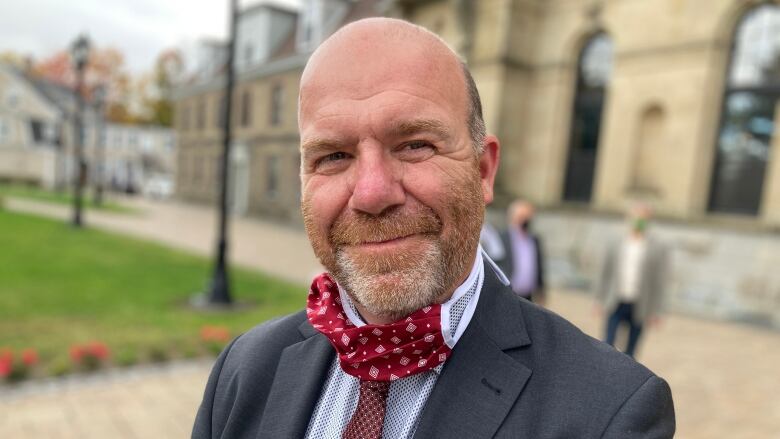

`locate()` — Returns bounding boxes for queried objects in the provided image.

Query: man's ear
[478,135,500,204]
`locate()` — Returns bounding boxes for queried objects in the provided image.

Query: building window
[198,99,206,130]
[244,44,254,65]
[241,89,252,127]
[267,155,279,199]
[30,119,45,144]
[270,84,284,126]
[5,87,20,108]
[709,4,780,215]
[216,94,226,129]
[562,32,613,203]
[181,105,190,131]
[296,0,323,52]
[0,117,9,142]
[129,132,139,148]
[193,155,202,183]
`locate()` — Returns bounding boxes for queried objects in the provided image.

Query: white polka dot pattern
[306,273,452,381]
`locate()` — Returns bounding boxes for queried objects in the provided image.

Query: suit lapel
[413,264,533,439]
[256,320,334,439]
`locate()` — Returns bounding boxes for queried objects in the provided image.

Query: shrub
[70,341,111,371]
[0,347,39,382]
[147,344,170,363]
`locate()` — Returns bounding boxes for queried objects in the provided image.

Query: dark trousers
[605,302,643,358]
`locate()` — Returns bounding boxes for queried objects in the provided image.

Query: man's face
[298,29,497,322]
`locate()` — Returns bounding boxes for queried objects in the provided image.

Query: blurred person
[595,203,669,358]
[495,200,547,305]
[193,18,674,439]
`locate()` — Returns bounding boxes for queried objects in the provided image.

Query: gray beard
[334,241,446,321]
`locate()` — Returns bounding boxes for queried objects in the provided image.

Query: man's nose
[348,149,405,216]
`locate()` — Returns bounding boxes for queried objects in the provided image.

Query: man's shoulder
[512,297,661,399]
[489,295,674,435]
[479,280,659,391]
[228,310,309,360]
[212,310,311,380]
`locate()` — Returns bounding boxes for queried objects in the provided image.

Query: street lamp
[71,34,90,227]
[92,84,107,206]
[204,0,238,306]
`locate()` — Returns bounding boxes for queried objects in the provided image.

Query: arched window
[709,4,780,215]
[563,33,614,202]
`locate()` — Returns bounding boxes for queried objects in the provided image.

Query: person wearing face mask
[496,200,547,305]
[594,203,670,358]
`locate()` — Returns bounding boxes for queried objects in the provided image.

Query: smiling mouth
[346,233,433,251]
[362,234,417,245]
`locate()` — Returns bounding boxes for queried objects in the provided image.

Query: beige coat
[595,235,669,324]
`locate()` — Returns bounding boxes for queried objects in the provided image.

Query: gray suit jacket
[596,236,669,324]
[193,263,675,438]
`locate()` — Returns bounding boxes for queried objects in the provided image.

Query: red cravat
[306,273,452,381]
[342,380,391,439]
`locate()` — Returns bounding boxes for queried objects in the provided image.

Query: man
[496,200,546,304]
[595,203,669,358]
[193,18,675,438]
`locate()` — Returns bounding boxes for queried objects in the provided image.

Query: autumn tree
[33,46,136,123]
[138,48,183,127]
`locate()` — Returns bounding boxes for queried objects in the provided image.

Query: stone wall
[529,209,780,328]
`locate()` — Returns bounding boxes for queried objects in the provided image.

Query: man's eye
[404,141,432,150]
[321,151,348,162]
[397,141,435,161]
[312,151,351,173]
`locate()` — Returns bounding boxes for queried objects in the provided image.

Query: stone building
[173,0,379,220]
[397,0,780,228]
[0,63,80,188]
[172,0,780,326]
[1,62,176,196]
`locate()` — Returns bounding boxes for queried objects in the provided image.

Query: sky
[0,0,300,74]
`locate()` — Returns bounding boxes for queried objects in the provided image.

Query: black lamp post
[71,34,90,227]
[92,84,107,206]
[205,0,238,306]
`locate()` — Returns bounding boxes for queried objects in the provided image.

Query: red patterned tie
[342,380,391,439]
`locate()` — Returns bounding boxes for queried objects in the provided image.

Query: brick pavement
[3,197,779,438]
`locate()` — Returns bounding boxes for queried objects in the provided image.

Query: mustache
[329,205,443,246]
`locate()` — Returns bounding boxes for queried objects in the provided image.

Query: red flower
[88,342,110,360]
[200,326,230,343]
[0,356,11,378]
[70,345,85,362]
[21,349,39,366]
[0,347,11,363]
[70,342,111,366]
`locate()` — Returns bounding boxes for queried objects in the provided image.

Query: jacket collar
[258,260,534,439]
[413,261,533,438]
[255,320,333,438]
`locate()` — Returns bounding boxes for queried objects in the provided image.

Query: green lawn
[0,209,304,377]
[0,183,135,214]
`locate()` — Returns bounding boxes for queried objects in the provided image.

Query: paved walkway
[4,196,322,285]
[2,197,780,438]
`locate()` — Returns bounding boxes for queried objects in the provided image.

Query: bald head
[299,18,485,152]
